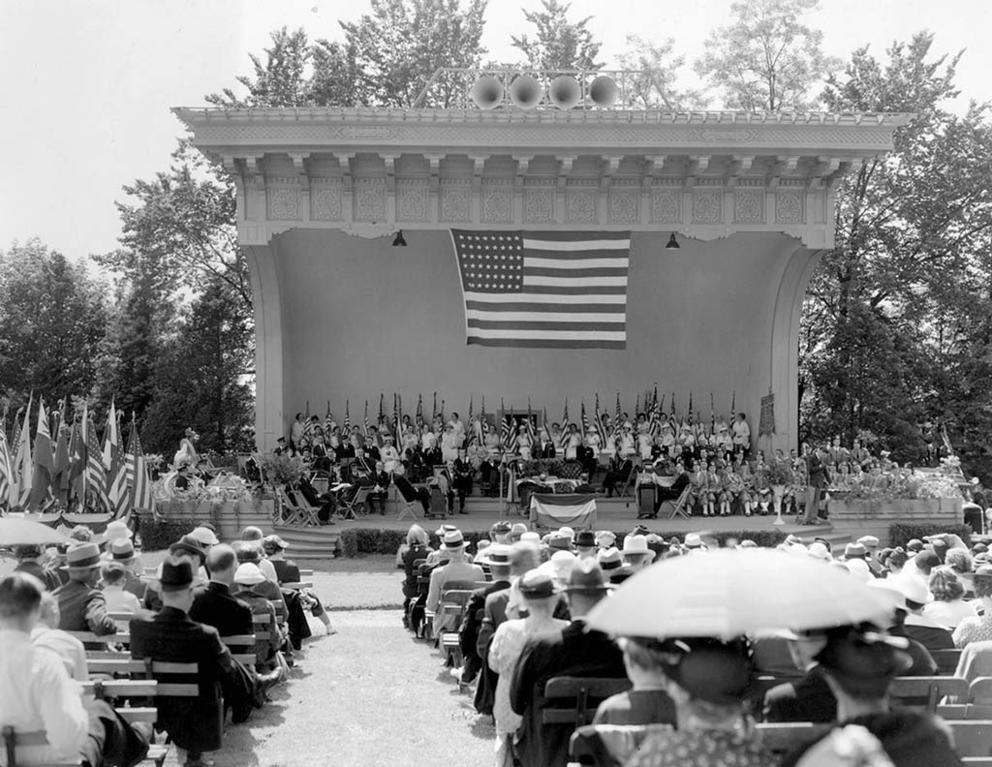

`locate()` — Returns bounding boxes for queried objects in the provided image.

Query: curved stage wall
[270,228,811,446]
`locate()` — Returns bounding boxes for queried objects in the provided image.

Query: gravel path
[216,609,494,767]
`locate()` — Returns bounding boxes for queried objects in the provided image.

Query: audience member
[100,562,142,614]
[52,542,118,636]
[31,591,89,682]
[107,539,147,602]
[190,544,255,638]
[593,636,677,726]
[13,544,61,591]
[426,530,484,633]
[232,563,285,674]
[954,566,992,648]
[924,568,976,629]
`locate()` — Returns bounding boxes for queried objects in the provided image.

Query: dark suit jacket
[763,665,837,723]
[189,581,254,638]
[272,558,302,585]
[53,578,118,635]
[129,607,238,752]
[904,621,954,654]
[478,588,512,659]
[509,619,626,767]
[14,560,62,591]
[592,688,676,726]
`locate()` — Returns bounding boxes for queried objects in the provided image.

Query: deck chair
[542,676,633,728]
[276,488,320,527]
[657,484,692,520]
[394,480,422,521]
[337,485,369,520]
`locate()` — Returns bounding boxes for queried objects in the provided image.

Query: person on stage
[732,412,752,455]
[174,428,200,469]
[564,423,582,461]
[451,451,474,515]
[516,424,533,461]
[441,423,461,463]
[367,461,391,515]
[290,413,305,450]
[380,436,401,474]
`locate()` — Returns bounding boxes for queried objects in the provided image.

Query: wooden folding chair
[659,484,693,520]
[542,676,632,728]
[397,492,420,521]
[277,488,321,527]
[337,485,369,520]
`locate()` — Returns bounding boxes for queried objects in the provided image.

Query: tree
[695,0,840,111]
[801,33,992,471]
[617,35,706,110]
[511,0,602,72]
[96,139,249,315]
[142,280,254,455]
[0,240,108,409]
[207,27,314,108]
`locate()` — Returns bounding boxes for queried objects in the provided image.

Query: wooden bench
[949,720,992,761]
[932,648,963,675]
[220,634,258,666]
[890,675,969,713]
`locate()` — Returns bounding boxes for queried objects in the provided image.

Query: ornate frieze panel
[353,178,386,222]
[523,179,555,224]
[481,179,513,224]
[775,187,805,225]
[440,179,471,223]
[310,178,342,221]
[396,179,430,222]
[734,189,764,224]
[692,190,723,224]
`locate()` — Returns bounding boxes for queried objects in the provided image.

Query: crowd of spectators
[1,519,331,767]
[401,522,977,766]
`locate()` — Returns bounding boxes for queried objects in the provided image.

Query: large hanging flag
[499,398,511,451]
[51,400,70,501]
[594,394,607,445]
[67,418,84,504]
[452,230,631,349]
[11,399,33,509]
[559,399,570,448]
[363,400,371,438]
[0,407,11,509]
[29,399,54,510]
[126,417,154,515]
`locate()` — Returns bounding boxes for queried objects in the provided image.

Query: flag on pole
[581,400,590,434]
[594,394,607,445]
[526,398,535,441]
[0,407,12,510]
[29,398,54,510]
[82,406,109,512]
[104,400,128,518]
[126,417,154,514]
[499,398,511,451]
[614,393,622,437]
[67,418,84,505]
[416,394,424,427]
[559,399,570,448]
[452,230,631,349]
[52,399,69,501]
[363,401,370,438]
[11,399,33,509]
[480,397,490,438]
[324,401,334,434]
[343,401,351,433]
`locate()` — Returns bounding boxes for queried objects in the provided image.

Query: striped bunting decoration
[452,230,630,349]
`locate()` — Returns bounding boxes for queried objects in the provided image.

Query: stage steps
[272,524,341,562]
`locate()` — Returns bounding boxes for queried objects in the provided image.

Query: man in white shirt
[0,572,150,767]
[31,591,89,681]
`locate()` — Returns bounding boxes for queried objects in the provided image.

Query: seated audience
[781,623,962,767]
[13,544,61,591]
[426,530,485,633]
[263,535,301,584]
[402,525,433,625]
[1,572,150,767]
[393,465,432,515]
[100,562,142,614]
[106,539,148,602]
[190,544,256,638]
[954,565,992,648]
[923,568,976,629]
[31,591,89,682]
[130,560,260,765]
[232,563,285,675]
[764,629,838,723]
[509,560,625,767]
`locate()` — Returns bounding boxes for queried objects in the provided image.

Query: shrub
[889,523,973,548]
[138,517,198,551]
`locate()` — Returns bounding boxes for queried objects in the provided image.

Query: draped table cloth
[529,493,597,530]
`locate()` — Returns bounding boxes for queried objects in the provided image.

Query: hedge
[337,527,788,557]
[137,518,199,552]
[889,522,973,548]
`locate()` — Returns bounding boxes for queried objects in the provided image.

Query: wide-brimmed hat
[441,530,466,550]
[109,538,136,563]
[435,523,458,537]
[104,520,133,541]
[564,559,610,593]
[160,560,194,592]
[654,637,753,706]
[169,535,207,562]
[857,535,880,549]
[683,533,705,550]
[188,526,220,547]
[66,542,102,573]
[234,562,267,586]
[491,521,512,535]
[893,574,931,606]
[520,531,541,543]
[519,570,559,599]
[487,545,511,569]
[807,542,832,562]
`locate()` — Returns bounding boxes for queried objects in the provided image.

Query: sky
[1,0,990,262]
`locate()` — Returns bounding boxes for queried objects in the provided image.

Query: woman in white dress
[488,570,569,767]
[173,428,199,469]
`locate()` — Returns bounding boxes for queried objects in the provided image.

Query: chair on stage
[393,475,423,521]
[659,485,692,520]
[337,486,369,520]
[636,483,656,516]
[276,487,321,527]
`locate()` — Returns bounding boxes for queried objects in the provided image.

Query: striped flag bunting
[529,493,597,530]
[11,398,33,509]
[105,401,129,518]
[82,408,110,512]
[452,230,631,349]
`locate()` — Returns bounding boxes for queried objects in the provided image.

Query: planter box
[827,497,963,543]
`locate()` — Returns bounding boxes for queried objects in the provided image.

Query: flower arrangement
[765,459,793,487]
[257,452,304,487]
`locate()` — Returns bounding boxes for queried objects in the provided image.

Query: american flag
[126,419,154,514]
[0,414,11,509]
[452,230,630,349]
[82,409,110,512]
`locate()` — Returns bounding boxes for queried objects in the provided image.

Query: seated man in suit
[459,545,512,690]
[366,461,392,515]
[52,542,118,637]
[190,544,255,638]
[426,530,485,634]
[13,544,62,591]
[131,560,260,767]
[393,465,431,514]
[649,463,691,518]
[1,572,151,767]
[510,560,626,767]
[602,450,633,498]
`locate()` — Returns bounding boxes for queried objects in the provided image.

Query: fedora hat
[188,526,220,547]
[169,535,207,562]
[159,560,194,592]
[564,559,610,593]
[486,545,512,568]
[518,570,558,599]
[595,530,617,549]
[844,542,867,560]
[683,533,705,550]
[620,535,654,560]
[441,530,466,550]
[66,542,102,573]
[547,533,573,552]
[597,547,623,571]
[109,538,136,563]
[574,530,597,549]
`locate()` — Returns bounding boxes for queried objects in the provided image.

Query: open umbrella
[585,548,894,640]
[0,517,70,547]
